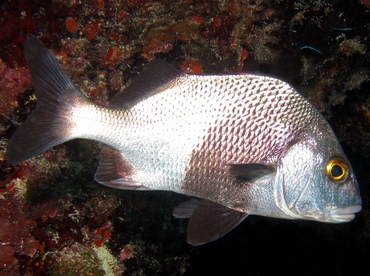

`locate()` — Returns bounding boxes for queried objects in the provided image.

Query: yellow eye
[326,156,349,183]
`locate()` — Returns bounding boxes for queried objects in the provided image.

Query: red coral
[0,63,32,116]
[82,22,101,40]
[66,17,78,34]
[105,46,122,65]
[213,17,221,27]
[95,0,105,11]
[93,221,113,247]
[119,244,134,261]
[0,181,44,271]
[181,57,203,74]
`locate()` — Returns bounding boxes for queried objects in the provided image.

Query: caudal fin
[7,34,88,164]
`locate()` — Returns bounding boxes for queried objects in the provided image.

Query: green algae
[46,244,105,276]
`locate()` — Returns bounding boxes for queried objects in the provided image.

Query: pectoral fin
[174,199,248,245]
[228,163,275,181]
[173,199,200,219]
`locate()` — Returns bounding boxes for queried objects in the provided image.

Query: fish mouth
[329,205,362,222]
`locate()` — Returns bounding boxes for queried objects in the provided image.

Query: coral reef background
[0,0,369,275]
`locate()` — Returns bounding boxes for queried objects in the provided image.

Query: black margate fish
[7,35,362,245]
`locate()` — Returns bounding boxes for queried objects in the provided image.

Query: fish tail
[7,34,89,164]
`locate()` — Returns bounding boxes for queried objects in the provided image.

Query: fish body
[7,35,362,245]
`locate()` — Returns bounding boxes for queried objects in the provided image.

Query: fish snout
[329,205,362,222]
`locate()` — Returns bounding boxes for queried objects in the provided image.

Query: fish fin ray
[94,146,145,190]
[185,200,248,245]
[228,163,275,181]
[95,178,146,190]
[7,34,88,164]
[110,60,184,109]
[172,199,200,218]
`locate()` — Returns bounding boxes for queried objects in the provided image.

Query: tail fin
[7,34,88,164]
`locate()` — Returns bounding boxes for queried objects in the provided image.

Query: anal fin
[94,146,146,190]
[174,199,248,245]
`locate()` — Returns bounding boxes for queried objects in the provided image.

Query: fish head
[274,124,362,223]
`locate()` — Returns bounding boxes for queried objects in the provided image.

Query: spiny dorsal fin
[228,163,275,182]
[110,60,184,109]
[94,146,145,190]
[184,200,248,245]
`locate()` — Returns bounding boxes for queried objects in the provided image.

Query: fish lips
[329,205,362,223]
[328,175,362,223]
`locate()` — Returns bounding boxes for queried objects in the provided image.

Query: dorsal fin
[110,60,184,109]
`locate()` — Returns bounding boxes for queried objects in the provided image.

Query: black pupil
[331,165,343,177]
